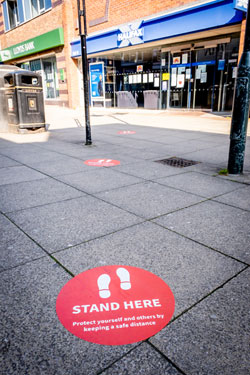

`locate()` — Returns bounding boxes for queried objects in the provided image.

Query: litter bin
[4,70,46,133]
[143,90,159,109]
[0,65,22,132]
[116,91,138,108]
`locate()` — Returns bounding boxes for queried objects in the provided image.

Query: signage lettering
[118,28,144,42]
[234,0,248,11]
[56,265,175,345]
[117,21,144,48]
[13,42,35,55]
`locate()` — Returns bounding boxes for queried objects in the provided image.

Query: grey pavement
[0,106,249,375]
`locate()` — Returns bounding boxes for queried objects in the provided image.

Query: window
[7,0,19,29]
[2,0,52,31]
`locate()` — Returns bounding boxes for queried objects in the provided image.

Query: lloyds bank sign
[117,21,144,48]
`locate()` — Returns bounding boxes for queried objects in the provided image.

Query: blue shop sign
[71,0,243,57]
[71,40,81,57]
[234,0,248,12]
[117,21,144,48]
[192,60,216,66]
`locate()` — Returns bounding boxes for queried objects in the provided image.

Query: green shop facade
[0,28,64,102]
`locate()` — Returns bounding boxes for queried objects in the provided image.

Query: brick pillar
[238,17,246,63]
[61,0,81,108]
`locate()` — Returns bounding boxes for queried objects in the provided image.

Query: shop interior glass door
[42,57,58,99]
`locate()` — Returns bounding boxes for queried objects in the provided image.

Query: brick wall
[0,0,77,107]
[0,0,62,49]
[86,0,194,34]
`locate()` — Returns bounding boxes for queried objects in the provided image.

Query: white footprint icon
[116,267,131,290]
[97,274,111,298]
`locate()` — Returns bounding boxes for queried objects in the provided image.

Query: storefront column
[218,44,226,111]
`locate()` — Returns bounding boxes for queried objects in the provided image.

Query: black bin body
[0,65,22,132]
[4,71,45,132]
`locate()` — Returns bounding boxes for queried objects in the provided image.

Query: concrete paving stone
[197,133,230,143]
[101,342,181,375]
[191,162,226,176]
[8,149,70,166]
[0,155,20,168]
[156,139,223,156]
[0,177,85,213]
[0,165,46,186]
[155,171,244,198]
[154,200,250,264]
[116,160,187,180]
[0,214,44,271]
[0,138,15,148]
[28,156,91,177]
[150,268,250,375]
[55,221,243,317]
[7,196,143,252]
[151,130,204,141]
[115,146,168,160]
[0,144,42,158]
[0,258,134,375]
[97,152,144,166]
[96,181,203,219]
[111,138,167,151]
[217,171,250,185]
[57,167,143,194]
[180,145,230,165]
[213,184,250,211]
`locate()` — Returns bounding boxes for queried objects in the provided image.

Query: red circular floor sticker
[56,265,175,345]
[84,159,120,167]
[117,131,136,135]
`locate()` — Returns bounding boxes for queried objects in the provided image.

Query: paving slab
[213,185,250,211]
[0,144,43,156]
[217,172,250,185]
[7,196,143,252]
[180,145,229,165]
[96,181,203,219]
[154,200,250,264]
[27,156,92,177]
[155,171,244,198]
[57,167,143,194]
[0,177,84,213]
[150,268,250,375]
[0,155,20,169]
[156,139,223,156]
[55,222,243,317]
[101,342,181,375]
[117,160,221,180]
[0,214,44,271]
[110,145,168,160]
[7,149,70,166]
[0,258,134,375]
[0,165,46,186]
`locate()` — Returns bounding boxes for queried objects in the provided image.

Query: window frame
[6,0,20,29]
[2,0,52,32]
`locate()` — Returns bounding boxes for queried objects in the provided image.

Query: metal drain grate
[155,157,200,168]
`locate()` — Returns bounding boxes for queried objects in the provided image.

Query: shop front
[71,0,246,111]
[0,28,64,104]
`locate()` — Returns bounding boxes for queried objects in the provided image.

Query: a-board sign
[117,131,136,135]
[56,265,175,345]
[84,159,120,167]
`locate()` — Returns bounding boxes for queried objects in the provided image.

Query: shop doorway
[42,57,59,99]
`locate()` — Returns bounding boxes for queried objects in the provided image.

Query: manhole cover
[155,157,200,168]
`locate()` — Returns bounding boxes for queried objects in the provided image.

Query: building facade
[0,0,248,110]
[0,0,79,107]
